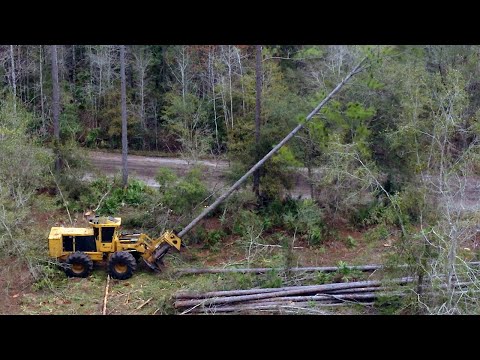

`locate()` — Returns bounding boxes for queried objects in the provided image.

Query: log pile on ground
[174,278,414,314]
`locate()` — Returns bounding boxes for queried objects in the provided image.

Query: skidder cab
[48,215,181,280]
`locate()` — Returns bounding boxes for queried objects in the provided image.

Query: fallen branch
[136,297,153,310]
[94,180,114,212]
[102,275,110,315]
[252,242,304,249]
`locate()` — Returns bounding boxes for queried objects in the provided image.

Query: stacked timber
[174,278,414,314]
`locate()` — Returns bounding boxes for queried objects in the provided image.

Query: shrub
[344,235,358,248]
[204,229,226,251]
[155,167,209,215]
[232,210,264,237]
[292,199,327,246]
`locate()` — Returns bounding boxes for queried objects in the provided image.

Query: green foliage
[295,46,324,59]
[344,235,358,248]
[374,294,405,315]
[97,89,141,149]
[60,90,82,141]
[204,229,226,251]
[292,199,327,246]
[155,167,209,215]
[257,197,298,230]
[217,190,257,232]
[84,128,101,148]
[271,145,302,167]
[232,210,264,237]
[31,262,66,291]
[280,199,327,245]
[72,175,149,215]
[162,91,212,160]
[260,269,283,288]
[334,261,363,282]
[363,223,391,243]
[229,273,255,290]
[314,271,334,285]
[0,95,31,138]
[0,97,52,256]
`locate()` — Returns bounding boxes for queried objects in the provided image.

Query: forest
[1,45,480,315]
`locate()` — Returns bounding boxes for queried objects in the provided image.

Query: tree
[51,45,61,173]
[9,45,16,114]
[132,46,152,132]
[253,45,262,199]
[120,45,128,188]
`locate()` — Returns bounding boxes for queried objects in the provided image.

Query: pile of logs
[174,278,413,314]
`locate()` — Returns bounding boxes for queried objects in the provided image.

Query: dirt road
[87,151,480,211]
[87,151,312,198]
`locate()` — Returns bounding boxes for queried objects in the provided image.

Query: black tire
[108,252,137,280]
[131,251,142,262]
[64,252,93,278]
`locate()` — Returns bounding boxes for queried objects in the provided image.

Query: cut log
[174,279,413,308]
[190,301,376,314]
[245,292,381,304]
[175,264,383,276]
[328,286,385,294]
[175,280,382,300]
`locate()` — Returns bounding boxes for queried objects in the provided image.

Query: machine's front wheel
[108,252,137,280]
[65,252,93,278]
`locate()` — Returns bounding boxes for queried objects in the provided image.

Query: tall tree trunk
[236,48,246,116]
[154,100,158,151]
[208,48,220,151]
[253,45,262,199]
[120,45,129,188]
[39,45,45,133]
[9,45,16,114]
[72,45,76,85]
[51,45,61,173]
[227,47,234,129]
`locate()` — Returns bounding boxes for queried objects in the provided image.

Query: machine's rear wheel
[108,252,137,280]
[65,252,93,278]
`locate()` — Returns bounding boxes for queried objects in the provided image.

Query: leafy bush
[344,235,358,248]
[350,199,382,227]
[260,197,298,228]
[334,261,363,282]
[204,229,226,251]
[363,223,391,243]
[70,175,151,216]
[259,269,283,288]
[285,199,327,246]
[315,272,334,285]
[155,167,209,215]
[232,210,264,237]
